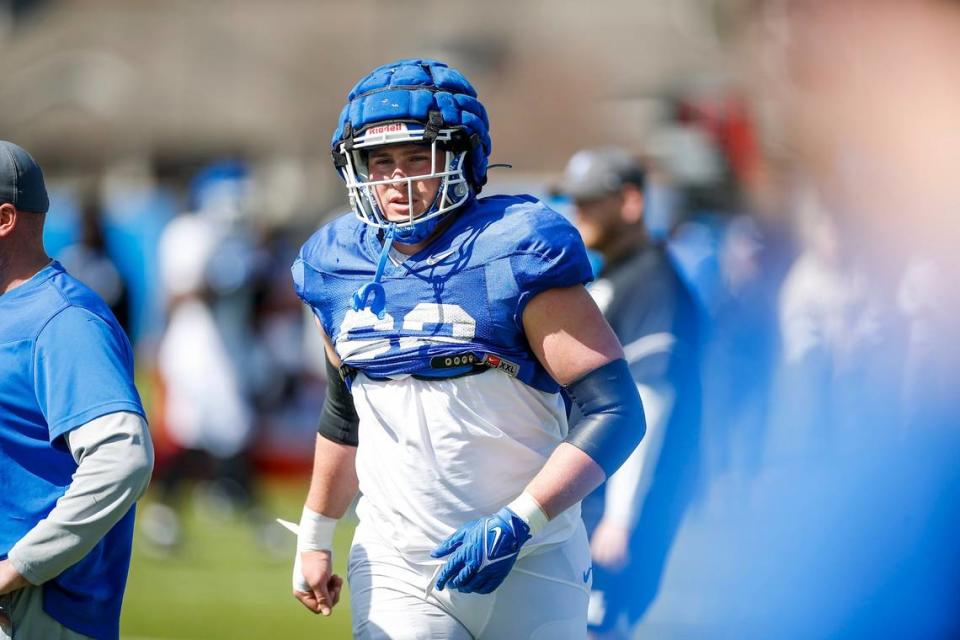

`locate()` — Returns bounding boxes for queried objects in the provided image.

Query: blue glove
[431,507,532,594]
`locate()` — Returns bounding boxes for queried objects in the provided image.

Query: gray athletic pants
[0,587,92,640]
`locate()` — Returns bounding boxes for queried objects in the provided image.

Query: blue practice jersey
[293,195,593,393]
[0,261,145,640]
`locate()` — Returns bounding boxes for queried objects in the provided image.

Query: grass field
[120,477,356,640]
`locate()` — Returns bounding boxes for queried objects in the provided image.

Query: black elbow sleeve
[563,358,646,477]
[317,353,360,446]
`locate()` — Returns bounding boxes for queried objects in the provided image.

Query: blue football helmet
[331,59,492,244]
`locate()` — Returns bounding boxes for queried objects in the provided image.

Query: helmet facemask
[335,121,472,244]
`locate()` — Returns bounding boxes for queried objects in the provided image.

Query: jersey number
[336,303,477,361]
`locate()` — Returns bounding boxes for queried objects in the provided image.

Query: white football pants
[348,521,592,639]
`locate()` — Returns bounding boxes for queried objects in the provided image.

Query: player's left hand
[431,507,531,594]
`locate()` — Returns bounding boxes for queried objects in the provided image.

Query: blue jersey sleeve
[34,306,145,442]
[292,244,332,337]
[291,256,330,336]
[510,205,594,323]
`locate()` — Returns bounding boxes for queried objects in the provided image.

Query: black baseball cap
[557,147,645,202]
[0,140,49,213]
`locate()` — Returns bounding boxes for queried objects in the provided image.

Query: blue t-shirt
[0,261,145,640]
[293,194,594,393]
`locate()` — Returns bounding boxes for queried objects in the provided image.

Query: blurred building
[0,0,733,199]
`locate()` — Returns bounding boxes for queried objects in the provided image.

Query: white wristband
[506,492,549,536]
[297,506,338,552]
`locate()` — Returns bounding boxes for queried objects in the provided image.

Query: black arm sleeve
[317,352,360,446]
[563,358,646,477]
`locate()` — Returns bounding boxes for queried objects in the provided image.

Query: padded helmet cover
[331,58,492,190]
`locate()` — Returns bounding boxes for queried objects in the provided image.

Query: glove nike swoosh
[431,507,531,594]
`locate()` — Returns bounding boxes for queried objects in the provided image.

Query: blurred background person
[142,160,260,554]
[558,147,702,640]
[56,191,132,337]
[771,185,902,462]
[646,87,792,492]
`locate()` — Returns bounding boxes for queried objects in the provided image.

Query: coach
[0,141,153,640]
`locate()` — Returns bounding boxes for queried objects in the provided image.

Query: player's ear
[621,185,644,225]
[0,203,17,238]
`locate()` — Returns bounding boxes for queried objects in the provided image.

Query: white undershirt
[350,369,581,563]
[387,246,410,267]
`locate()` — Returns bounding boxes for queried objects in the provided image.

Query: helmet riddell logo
[366,123,408,136]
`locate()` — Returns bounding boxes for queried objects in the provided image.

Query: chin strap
[352,226,396,318]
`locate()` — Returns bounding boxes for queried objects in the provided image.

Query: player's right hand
[431,506,532,594]
[293,549,343,616]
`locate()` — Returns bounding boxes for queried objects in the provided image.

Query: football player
[290,59,645,639]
